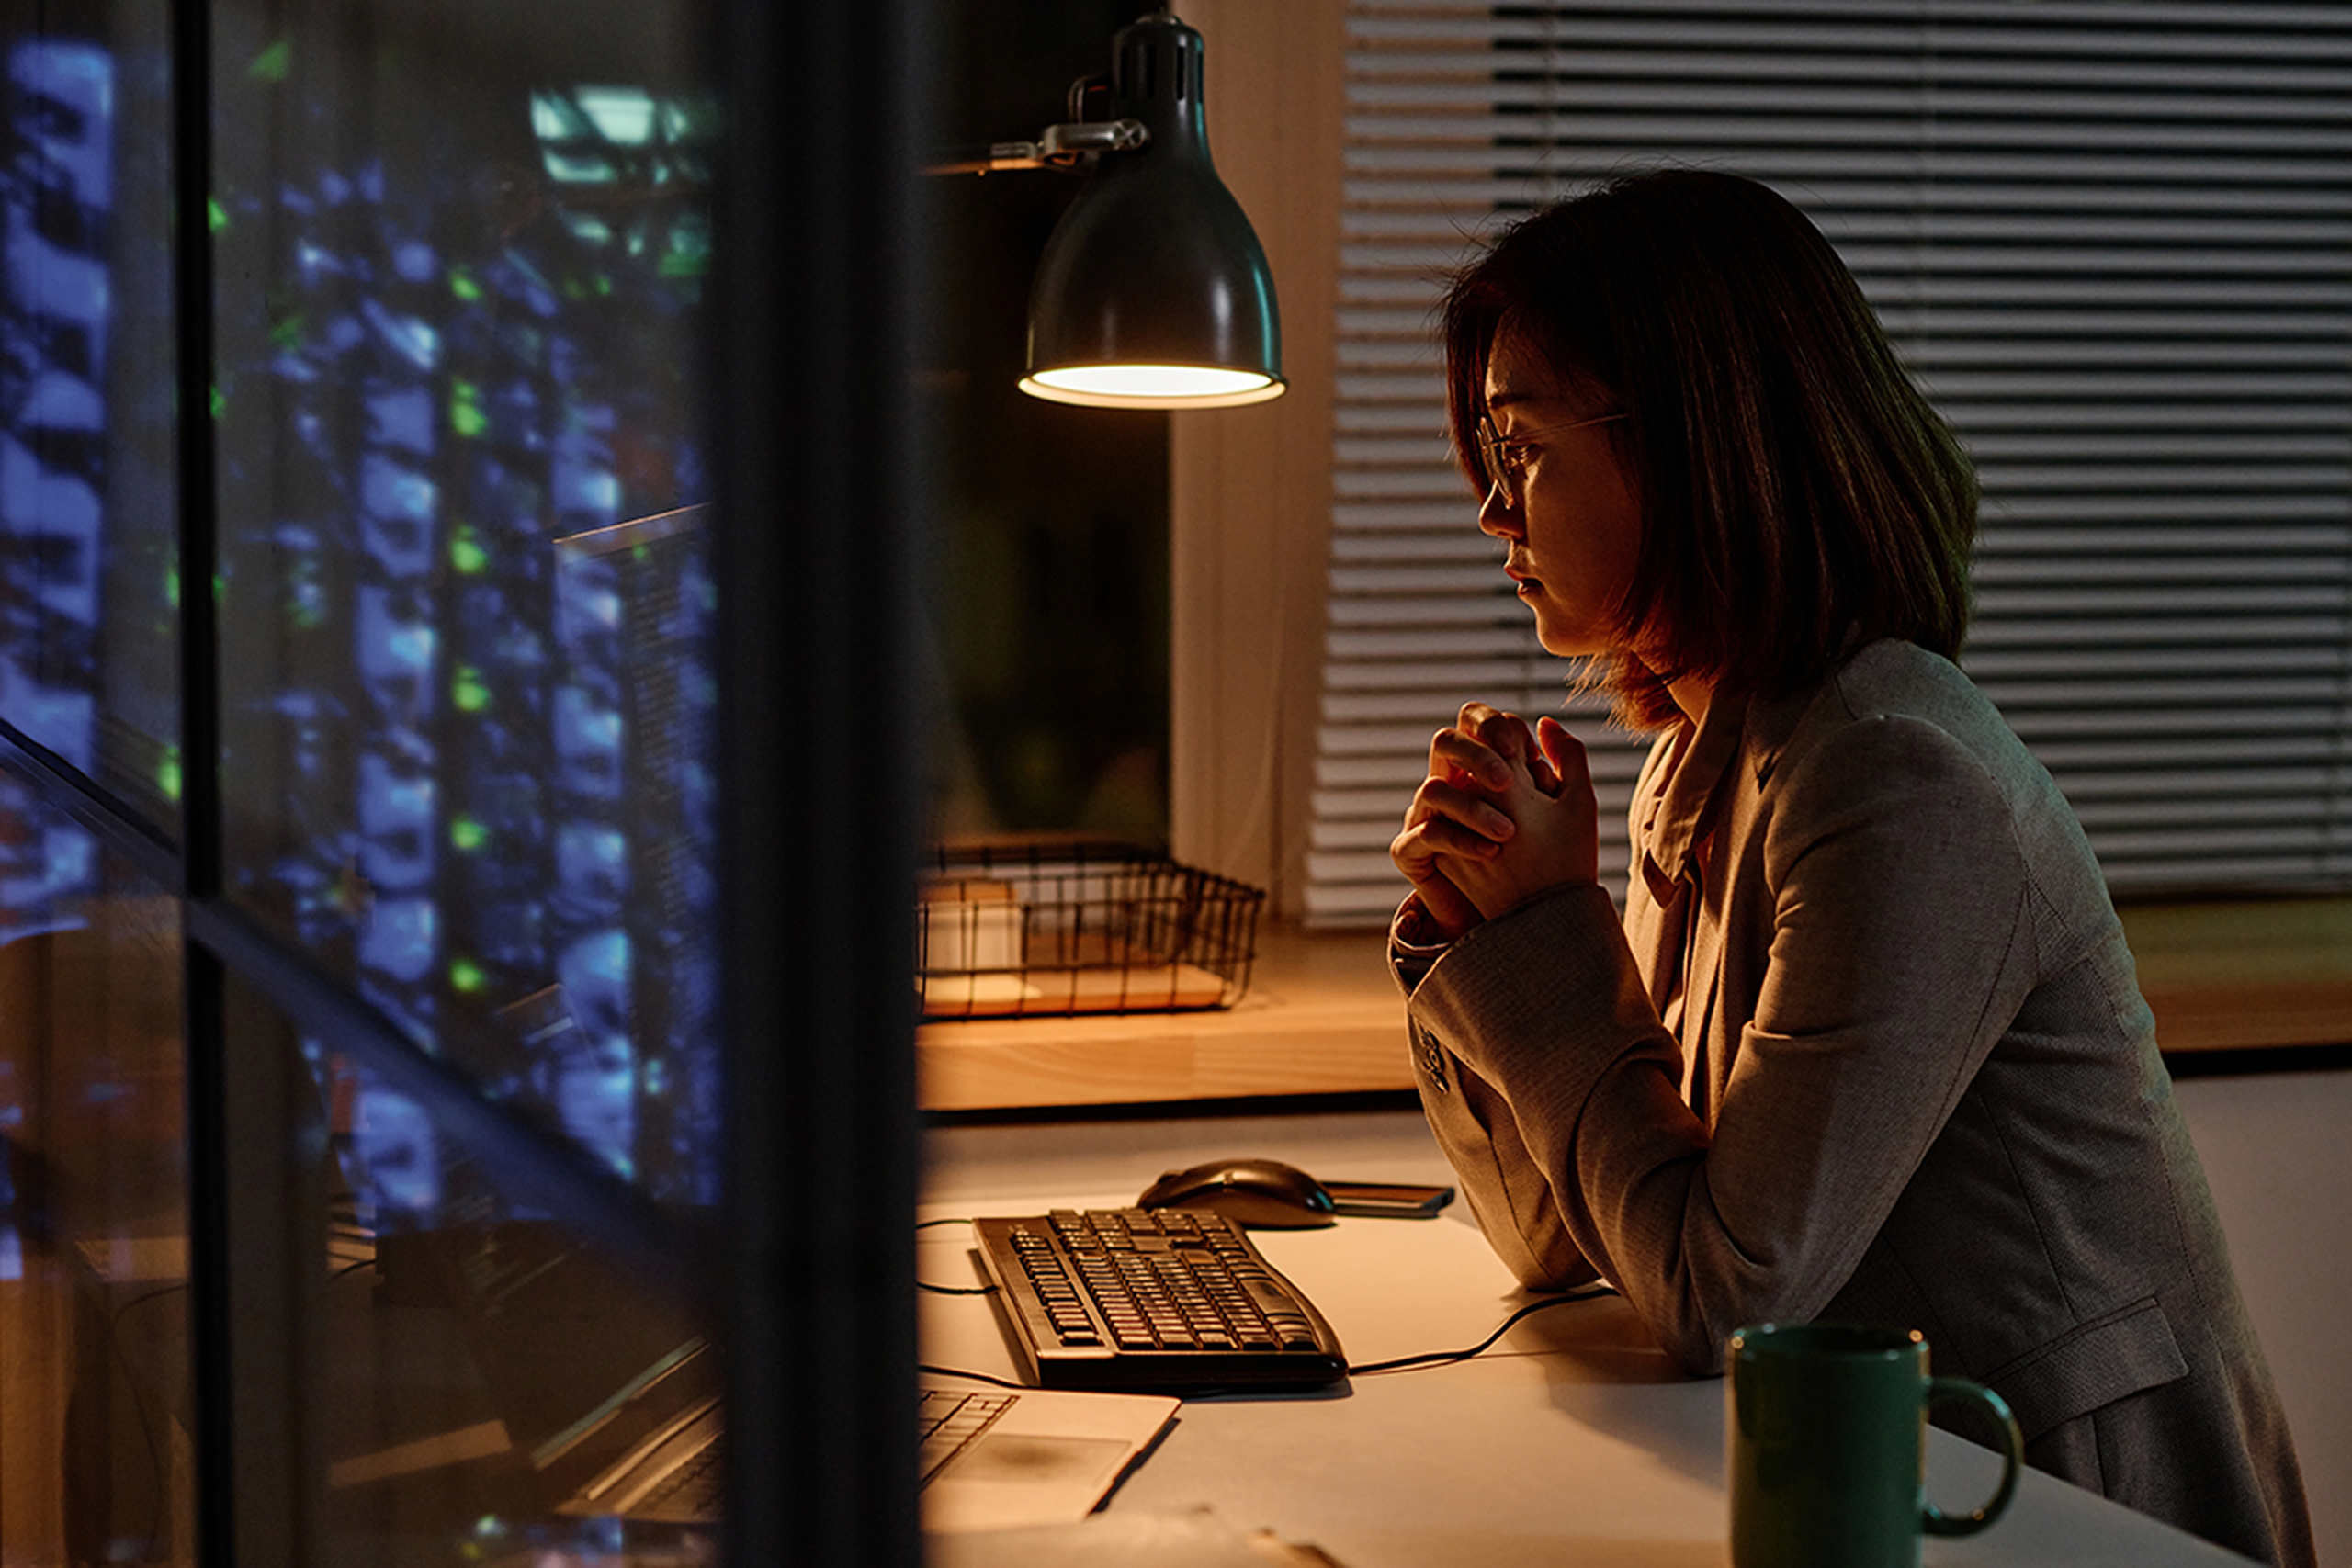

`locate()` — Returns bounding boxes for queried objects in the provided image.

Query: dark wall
[918,1,1172,847]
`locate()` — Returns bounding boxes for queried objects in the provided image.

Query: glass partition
[208,0,719,1203]
[0,773,192,1565]
[3,0,923,1560]
[218,966,720,1564]
[0,3,183,835]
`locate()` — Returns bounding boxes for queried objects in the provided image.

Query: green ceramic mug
[1726,1322,2023,1568]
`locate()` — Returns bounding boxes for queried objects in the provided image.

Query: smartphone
[1322,1180,1454,1220]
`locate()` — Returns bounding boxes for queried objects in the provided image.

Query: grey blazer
[1396,640,2312,1568]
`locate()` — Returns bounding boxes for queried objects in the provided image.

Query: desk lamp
[933,9,1283,410]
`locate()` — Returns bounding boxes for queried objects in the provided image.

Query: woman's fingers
[1398,779,1515,858]
[1535,716,1589,793]
[1390,805,1495,942]
[1428,722,1512,792]
[1428,703,1547,794]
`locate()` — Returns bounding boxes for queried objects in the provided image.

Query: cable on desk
[917,1362,1031,1391]
[914,1216,1001,1294]
[1346,1285,1616,1375]
[923,1288,1617,1394]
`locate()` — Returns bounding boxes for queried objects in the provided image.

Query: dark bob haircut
[1442,168,1977,729]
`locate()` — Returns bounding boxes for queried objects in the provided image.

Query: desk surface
[922,1111,2258,1568]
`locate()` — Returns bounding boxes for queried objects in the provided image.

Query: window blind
[1308,0,2352,926]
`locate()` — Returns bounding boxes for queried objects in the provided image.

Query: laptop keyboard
[635,1438,722,1515]
[918,1388,1017,1483]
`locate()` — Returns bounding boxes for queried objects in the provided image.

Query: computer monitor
[548,502,719,1203]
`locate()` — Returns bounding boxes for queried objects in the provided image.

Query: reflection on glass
[209,2,718,1202]
[224,972,721,1563]
[0,768,192,1564]
[0,11,182,832]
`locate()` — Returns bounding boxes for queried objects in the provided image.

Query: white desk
[922,1109,2261,1568]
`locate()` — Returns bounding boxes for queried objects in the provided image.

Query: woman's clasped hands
[1389,702,1603,942]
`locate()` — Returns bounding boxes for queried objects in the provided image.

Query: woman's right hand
[1391,703,1561,941]
[1437,715,1600,923]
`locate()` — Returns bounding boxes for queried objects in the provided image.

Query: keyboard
[972,1208,1347,1391]
[635,1438,721,1517]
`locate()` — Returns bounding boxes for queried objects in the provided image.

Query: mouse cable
[916,1363,1030,1391]
[914,1216,1001,1293]
[917,1286,1609,1403]
[1346,1284,1617,1376]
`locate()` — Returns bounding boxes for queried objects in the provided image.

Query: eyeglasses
[1476,411,1627,510]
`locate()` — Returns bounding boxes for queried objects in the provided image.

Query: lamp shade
[1020,10,1283,409]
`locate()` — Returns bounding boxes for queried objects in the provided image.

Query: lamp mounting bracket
[924,118,1148,177]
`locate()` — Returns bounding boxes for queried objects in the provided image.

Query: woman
[1388,169,2312,1568]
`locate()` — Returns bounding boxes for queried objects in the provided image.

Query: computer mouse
[1136,1156,1340,1229]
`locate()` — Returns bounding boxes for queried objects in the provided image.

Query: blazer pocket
[1980,1297,2188,1443]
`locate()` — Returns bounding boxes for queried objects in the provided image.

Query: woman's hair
[1441,167,1978,729]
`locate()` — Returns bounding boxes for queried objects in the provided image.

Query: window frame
[0,0,929,1562]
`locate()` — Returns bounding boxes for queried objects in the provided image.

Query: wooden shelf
[917,899,2352,1111]
[2121,897,2352,1055]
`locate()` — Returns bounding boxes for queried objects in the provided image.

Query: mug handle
[1919,1377,2022,1538]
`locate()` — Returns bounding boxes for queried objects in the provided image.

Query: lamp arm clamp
[922,118,1148,177]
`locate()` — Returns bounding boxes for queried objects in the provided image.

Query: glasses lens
[1478,418,1513,507]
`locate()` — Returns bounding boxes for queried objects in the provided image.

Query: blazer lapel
[1633,696,1748,1122]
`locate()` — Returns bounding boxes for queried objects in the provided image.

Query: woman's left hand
[1436,715,1602,919]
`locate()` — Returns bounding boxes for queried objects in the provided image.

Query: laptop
[539,1351,1178,1532]
[390,1217,1175,1533]
[917,1375,1177,1533]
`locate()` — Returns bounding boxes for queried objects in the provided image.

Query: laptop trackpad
[949,1433,1129,1485]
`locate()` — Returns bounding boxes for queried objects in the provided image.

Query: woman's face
[1476,331,1645,660]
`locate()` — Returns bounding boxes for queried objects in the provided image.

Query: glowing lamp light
[1019,362,1283,410]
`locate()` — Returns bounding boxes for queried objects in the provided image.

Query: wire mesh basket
[917,836,1264,1020]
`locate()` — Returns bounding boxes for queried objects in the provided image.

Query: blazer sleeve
[1390,904,1603,1292]
[1406,713,2038,1374]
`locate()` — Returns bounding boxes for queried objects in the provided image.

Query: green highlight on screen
[450,527,490,575]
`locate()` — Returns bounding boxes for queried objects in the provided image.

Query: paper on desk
[925,1508,1346,1568]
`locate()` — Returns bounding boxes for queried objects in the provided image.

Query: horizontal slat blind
[1309,0,2352,926]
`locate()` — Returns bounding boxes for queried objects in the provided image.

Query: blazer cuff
[1388,893,1453,995]
[1408,881,1672,1094]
